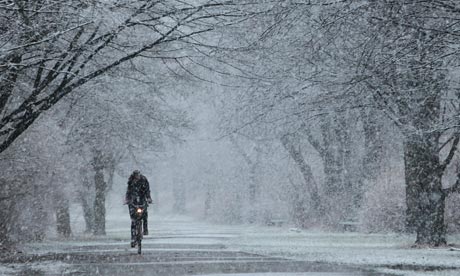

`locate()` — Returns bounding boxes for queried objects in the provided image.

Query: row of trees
[207,0,460,246]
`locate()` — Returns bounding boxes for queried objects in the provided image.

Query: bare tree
[292,0,460,245]
[0,0,248,154]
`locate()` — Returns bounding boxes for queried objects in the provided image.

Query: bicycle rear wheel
[136,220,143,254]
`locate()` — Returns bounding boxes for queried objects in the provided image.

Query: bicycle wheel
[136,220,142,254]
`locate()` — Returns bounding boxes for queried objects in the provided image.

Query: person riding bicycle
[125,170,152,247]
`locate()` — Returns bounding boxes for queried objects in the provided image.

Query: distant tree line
[215,0,460,247]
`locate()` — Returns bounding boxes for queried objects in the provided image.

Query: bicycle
[125,199,148,255]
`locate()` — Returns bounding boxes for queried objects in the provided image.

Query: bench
[338,220,361,232]
[267,219,286,227]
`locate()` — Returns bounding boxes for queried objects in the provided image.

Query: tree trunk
[81,195,94,234]
[230,137,260,223]
[173,182,186,214]
[106,158,116,191]
[233,193,243,223]
[0,210,10,245]
[361,110,384,184]
[204,190,212,218]
[31,189,47,241]
[335,114,361,217]
[281,134,323,226]
[78,174,94,233]
[287,177,310,228]
[204,183,215,218]
[404,134,446,246]
[319,115,346,226]
[90,150,107,236]
[93,169,106,235]
[56,200,72,238]
[247,148,261,223]
[0,198,14,246]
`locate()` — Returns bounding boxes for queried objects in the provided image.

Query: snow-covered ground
[2,203,460,276]
[221,223,460,276]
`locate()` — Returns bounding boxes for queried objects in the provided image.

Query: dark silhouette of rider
[125,170,152,246]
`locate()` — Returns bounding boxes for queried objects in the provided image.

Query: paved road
[7,243,384,276]
[2,216,390,275]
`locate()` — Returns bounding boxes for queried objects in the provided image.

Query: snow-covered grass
[219,223,460,276]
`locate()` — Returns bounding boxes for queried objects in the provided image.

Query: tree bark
[93,169,106,235]
[0,188,15,246]
[361,110,384,184]
[82,196,94,234]
[287,177,310,228]
[78,170,95,233]
[204,190,212,218]
[204,183,215,218]
[336,114,361,216]
[56,200,72,238]
[404,133,446,246]
[281,134,323,227]
[319,115,347,226]
[230,136,260,223]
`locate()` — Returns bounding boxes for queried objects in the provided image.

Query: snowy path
[0,215,387,276]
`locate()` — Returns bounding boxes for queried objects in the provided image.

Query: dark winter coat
[125,175,152,204]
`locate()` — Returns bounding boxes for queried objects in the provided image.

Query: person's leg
[143,210,148,235]
[131,219,136,243]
